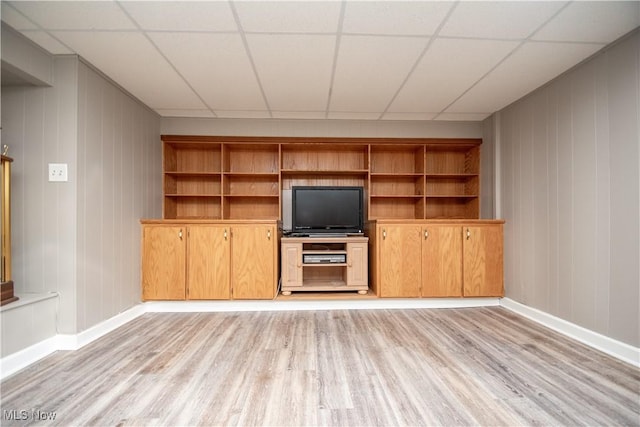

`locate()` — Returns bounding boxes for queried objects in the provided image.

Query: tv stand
[280,236,368,295]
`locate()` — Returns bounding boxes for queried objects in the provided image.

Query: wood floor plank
[1,307,638,426]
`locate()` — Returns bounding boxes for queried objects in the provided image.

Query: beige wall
[2,56,80,333]
[1,55,161,335]
[161,116,483,139]
[74,60,161,332]
[494,30,639,347]
[0,23,53,86]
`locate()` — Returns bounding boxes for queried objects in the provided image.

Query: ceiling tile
[440,1,566,40]
[9,1,136,30]
[149,32,267,111]
[533,1,640,43]
[446,41,604,114]
[330,35,428,112]
[52,31,205,110]
[342,1,453,36]
[247,34,335,111]
[120,1,237,32]
[388,38,519,113]
[234,1,342,33]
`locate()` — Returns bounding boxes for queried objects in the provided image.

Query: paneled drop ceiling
[2,1,639,121]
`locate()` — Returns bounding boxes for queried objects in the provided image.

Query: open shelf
[223,144,279,174]
[369,196,425,220]
[164,142,222,174]
[370,145,424,174]
[370,174,424,197]
[161,136,481,220]
[281,144,369,173]
[164,195,222,220]
[222,196,279,220]
[425,197,479,219]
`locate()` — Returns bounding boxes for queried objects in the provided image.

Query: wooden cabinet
[422,225,463,297]
[230,224,278,300]
[152,135,495,300]
[376,225,422,298]
[280,236,369,294]
[371,220,503,298]
[462,225,504,297]
[141,221,278,300]
[142,225,186,300]
[281,241,303,289]
[187,226,230,300]
[346,240,368,288]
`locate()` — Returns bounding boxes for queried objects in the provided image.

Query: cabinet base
[280,286,369,296]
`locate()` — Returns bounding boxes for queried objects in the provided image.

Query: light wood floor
[1,307,638,426]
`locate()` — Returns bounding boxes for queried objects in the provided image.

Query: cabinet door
[378,225,422,297]
[346,241,368,288]
[187,226,230,299]
[142,226,186,300]
[423,226,463,297]
[463,225,504,297]
[281,242,303,288]
[231,225,277,299]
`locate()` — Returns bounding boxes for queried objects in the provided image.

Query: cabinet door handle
[466,228,471,240]
[224,229,227,240]
[267,229,271,240]
[179,229,183,240]
[382,229,386,240]
[424,230,429,240]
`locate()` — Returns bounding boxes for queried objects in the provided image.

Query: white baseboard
[0,304,146,380]
[57,304,147,350]
[500,298,640,368]
[0,335,60,380]
[144,297,501,313]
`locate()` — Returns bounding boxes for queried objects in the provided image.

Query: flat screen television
[291,186,364,235]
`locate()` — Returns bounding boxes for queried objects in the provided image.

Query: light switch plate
[48,163,68,182]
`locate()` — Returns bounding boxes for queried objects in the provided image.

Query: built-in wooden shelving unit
[161,136,481,221]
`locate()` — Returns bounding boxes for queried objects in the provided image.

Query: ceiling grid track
[434,0,574,120]
[377,1,460,120]
[228,0,274,119]
[114,0,219,118]
[324,0,347,119]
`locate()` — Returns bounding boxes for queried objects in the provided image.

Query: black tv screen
[292,186,364,234]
